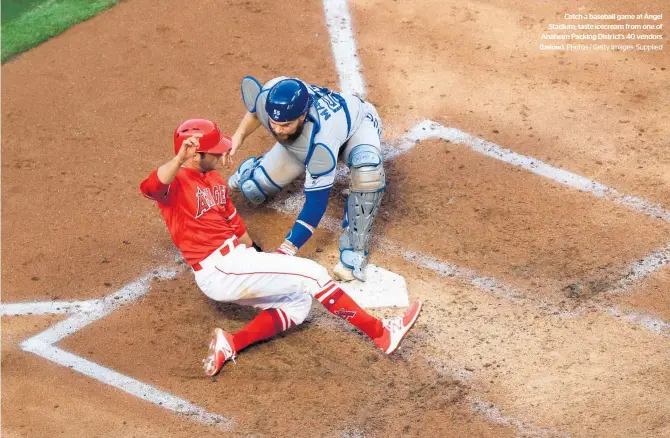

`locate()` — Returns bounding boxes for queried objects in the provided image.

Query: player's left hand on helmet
[273,240,297,256]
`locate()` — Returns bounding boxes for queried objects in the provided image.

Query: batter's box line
[406,120,670,293]
[406,121,670,223]
[470,398,570,438]
[2,267,234,432]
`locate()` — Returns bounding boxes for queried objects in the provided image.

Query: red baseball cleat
[373,301,423,354]
[203,328,237,377]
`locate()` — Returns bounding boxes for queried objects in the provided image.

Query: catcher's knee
[349,144,385,192]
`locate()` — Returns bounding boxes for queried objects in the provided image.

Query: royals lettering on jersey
[309,85,343,121]
[140,168,246,266]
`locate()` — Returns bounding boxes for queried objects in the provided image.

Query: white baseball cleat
[373,301,423,354]
[333,261,356,282]
[203,328,237,377]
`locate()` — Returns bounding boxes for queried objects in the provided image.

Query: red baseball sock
[315,280,384,339]
[233,308,295,351]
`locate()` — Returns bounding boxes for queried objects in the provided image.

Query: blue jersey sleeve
[285,186,332,249]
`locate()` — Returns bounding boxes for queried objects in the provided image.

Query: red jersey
[140,167,246,265]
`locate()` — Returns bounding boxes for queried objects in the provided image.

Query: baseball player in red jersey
[140,119,422,377]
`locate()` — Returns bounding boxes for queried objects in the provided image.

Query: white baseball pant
[193,237,332,325]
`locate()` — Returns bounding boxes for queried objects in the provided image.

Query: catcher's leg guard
[228,142,303,204]
[337,144,385,281]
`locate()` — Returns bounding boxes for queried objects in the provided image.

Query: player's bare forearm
[157,136,199,184]
[237,231,253,247]
[233,111,261,141]
[225,112,262,167]
[237,231,265,252]
[156,155,183,185]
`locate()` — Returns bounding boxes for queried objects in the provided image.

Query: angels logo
[195,184,227,218]
[334,308,356,321]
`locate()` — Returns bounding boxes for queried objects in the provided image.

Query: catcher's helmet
[173,119,232,155]
[265,79,310,122]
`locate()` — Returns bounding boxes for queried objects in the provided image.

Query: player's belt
[192,237,240,272]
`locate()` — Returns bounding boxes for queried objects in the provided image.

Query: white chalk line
[4,268,234,431]
[1,299,103,316]
[406,120,670,224]
[21,343,233,430]
[605,306,670,334]
[470,398,570,438]
[322,0,365,97]
[395,242,668,335]
[405,121,670,319]
[340,120,670,300]
[612,242,670,292]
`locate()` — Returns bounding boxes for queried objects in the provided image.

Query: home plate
[338,264,410,308]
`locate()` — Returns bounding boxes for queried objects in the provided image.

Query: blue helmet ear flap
[265,79,310,122]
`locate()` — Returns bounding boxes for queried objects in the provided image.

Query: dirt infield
[2,0,669,436]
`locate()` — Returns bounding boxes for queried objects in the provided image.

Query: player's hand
[176,135,201,164]
[273,240,297,256]
[237,231,254,247]
[223,133,244,167]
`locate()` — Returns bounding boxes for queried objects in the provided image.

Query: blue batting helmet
[265,79,310,122]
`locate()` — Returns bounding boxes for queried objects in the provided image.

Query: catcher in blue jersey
[226,76,385,282]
